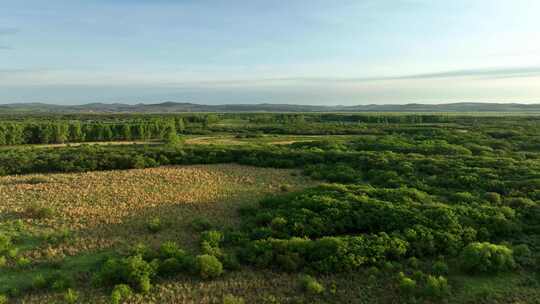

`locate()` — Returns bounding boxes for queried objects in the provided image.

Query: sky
[1,0,539,105]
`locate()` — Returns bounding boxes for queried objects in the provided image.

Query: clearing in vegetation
[0,165,314,303]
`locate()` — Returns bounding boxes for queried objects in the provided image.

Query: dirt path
[1,141,159,149]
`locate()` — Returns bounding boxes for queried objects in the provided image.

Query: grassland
[1,164,538,304]
[0,165,315,303]
[1,113,540,303]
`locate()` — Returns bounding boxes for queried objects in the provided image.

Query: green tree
[102,125,113,141]
[163,123,179,145]
[175,117,185,133]
[52,123,69,144]
[132,124,146,140]
[121,124,131,140]
[0,126,6,145]
[37,123,53,144]
[68,122,85,142]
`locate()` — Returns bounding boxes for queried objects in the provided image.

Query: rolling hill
[1,102,540,113]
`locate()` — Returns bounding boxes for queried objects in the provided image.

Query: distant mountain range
[1,102,540,113]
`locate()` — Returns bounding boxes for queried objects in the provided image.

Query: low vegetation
[0,113,539,303]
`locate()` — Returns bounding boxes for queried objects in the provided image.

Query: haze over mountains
[1,102,540,114]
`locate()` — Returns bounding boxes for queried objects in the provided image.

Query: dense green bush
[432,260,449,275]
[398,272,416,295]
[299,274,324,294]
[63,288,79,304]
[159,241,185,259]
[460,242,516,273]
[196,254,224,279]
[146,217,163,233]
[201,230,224,248]
[238,183,521,264]
[50,272,74,292]
[513,244,533,266]
[423,275,450,298]
[94,255,158,292]
[110,284,133,304]
[191,217,213,232]
[31,274,48,290]
[241,233,407,272]
[0,234,12,255]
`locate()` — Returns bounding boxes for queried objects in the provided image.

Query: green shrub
[159,241,185,259]
[408,257,420,269]
[0,234,12,254]
[279,184,291,192]
[276,253,302,272]
[110,284,132,304]
[506,197,535,208]
[16,256,31,268]
[460,242,516,273]
[223,294,246,304]
[181,255,198,274]
[32,274,48,290]
[223,230,249,246]
[196,254,223,279]
[51,273,74,292]
[201,230,223,248]
[63,288,79,304]
[0,294,7,304]
[299,275,324,295]
[201,241,223,258]
[485,192,502,204]
[0,256,6,268]
[381,261,395,271]
[432,260,449,275]
[7,248,18,258]
[138,276,151,293]
[129,243,157,260]
[158,257,182,276]
[200,230,224,259]
[146,217,163,233]
[398,272,416,295]
[366,266,380,277]
[222,252,241,270]
[191,217,212,232]
[424,275,450,298]
[410,270,424,282]
[270,217,287,229]
[95,255,157,292]
[242,233,407,272]
[513,244,533,266]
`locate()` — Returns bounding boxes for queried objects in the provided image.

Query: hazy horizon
[1,1,540,105]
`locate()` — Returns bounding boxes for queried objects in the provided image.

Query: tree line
[0,118,185,145]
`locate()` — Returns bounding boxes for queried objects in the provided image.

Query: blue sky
[1,0,539,105]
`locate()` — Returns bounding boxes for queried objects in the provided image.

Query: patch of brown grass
[0,164,313,259]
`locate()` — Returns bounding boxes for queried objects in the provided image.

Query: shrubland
[0,113,539,303]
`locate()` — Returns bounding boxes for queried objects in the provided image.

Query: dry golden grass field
[0,165,343,303]
[2,165,312,253]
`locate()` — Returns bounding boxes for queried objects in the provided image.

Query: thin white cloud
[1,66,539,88]
[0,27,20,35]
